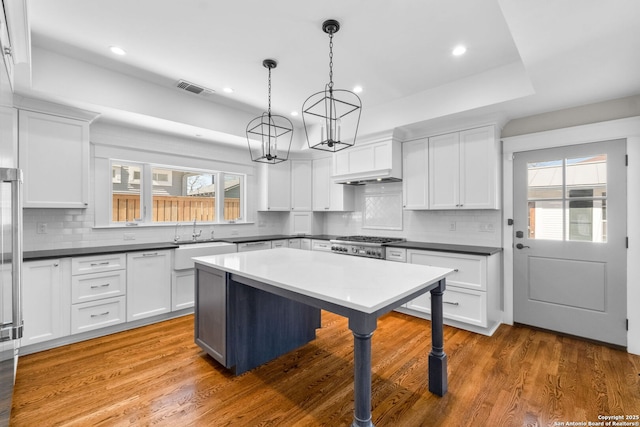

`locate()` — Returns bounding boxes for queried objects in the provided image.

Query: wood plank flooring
[10,311,640,426]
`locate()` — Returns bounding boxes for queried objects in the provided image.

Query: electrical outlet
[231,229,239,236]
[449,222,456,231]
[123,233,136,240]
[37,223,47,234]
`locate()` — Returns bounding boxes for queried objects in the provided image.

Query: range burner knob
[331,246,336,251]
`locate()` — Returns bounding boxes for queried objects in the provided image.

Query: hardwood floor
[10,311,640,426]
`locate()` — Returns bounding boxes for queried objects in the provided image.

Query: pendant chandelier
[302,19,361,153]
[246,59,293,164]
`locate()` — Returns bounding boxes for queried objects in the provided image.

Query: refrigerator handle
[1,168,24,340]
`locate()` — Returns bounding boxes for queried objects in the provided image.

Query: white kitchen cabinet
[259,161,291,211]
[428,125,500,210]
[311,239,332,252]
[126,250,172,321]
[22,259,71,345]
[70,253,127,334]
[402,138,429,210]
[237,241,272,252]
[402,249,501,336]
[271,239,288,248]
[300,238,311,251]
[291,160,312,211]
[332,138,402,183]
[287,238,301,249]
[172,269,196,311]
[18,110,90,208]
[312,156,354,211]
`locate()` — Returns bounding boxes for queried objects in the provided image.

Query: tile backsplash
[321,185,502,247]
[23,184,502,251]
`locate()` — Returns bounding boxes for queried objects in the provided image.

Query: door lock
[515,243,530,249]
[515,231,524,238]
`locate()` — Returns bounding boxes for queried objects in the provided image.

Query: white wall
[502,116,640,355]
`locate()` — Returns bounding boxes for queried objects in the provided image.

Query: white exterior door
[513,140,627,345]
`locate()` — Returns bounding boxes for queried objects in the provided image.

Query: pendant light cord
[267,66,272,117]
[328,32,334,89]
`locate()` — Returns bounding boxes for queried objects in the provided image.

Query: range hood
[331,135,402,185]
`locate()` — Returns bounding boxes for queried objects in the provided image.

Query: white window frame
[109,160,247,225]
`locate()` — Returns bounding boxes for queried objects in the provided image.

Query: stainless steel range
[329,235,405,259]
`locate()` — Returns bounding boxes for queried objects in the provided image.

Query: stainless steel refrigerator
[0,14,21,422]
[0,165,22,426]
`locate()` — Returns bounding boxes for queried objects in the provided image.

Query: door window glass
[526,155,607,242]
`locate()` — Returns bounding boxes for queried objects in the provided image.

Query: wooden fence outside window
[112,194,240,222]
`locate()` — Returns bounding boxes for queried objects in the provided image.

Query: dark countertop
[384,241,502,256]
[24,242,180,261]
[220,234,338,244]
[23,236,500,261]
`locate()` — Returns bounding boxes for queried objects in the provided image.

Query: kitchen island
[193,248,453,427]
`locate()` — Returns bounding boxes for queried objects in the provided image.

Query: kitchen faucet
[192,219,202,242]
[174,222,181,243]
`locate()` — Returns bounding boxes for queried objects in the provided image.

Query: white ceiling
[19,0,640,147]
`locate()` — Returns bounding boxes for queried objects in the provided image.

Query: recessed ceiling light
[291,111,298,116]
[109,46,126,56]
[223,87,234,93]
[353,86,363,94]
[452,45,467,56]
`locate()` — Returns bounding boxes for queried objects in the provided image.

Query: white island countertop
[193,247,453,315]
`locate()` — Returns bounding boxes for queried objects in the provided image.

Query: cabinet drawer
[385,248,406,262]
[72,253,126,275]
[72,270,126,303]
[406,287,487,327]
[407,250,486,291]
[71,296,126,334]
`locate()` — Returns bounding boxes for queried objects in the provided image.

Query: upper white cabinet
[312,156,354,211]
[259,161,291,211]
[19,110,90,208]
[291,160,312,211]
[402,137,429,210]
[428,125,500,210]
[332,138,402,184]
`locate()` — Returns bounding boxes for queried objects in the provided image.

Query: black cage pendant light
[246,59,293,164]
[302,19,362,153]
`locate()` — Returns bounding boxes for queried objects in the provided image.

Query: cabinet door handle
[453,268,459,272]
[90,261,110,267]
[90,283,111,289]
[90,311,110,318]
[142,252,159,257]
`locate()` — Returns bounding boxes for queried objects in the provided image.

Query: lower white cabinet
[22,259,71,345]
[237,241,272,252]
[271,239,289,249]
[71,297,126,334]
[311,239,332,252]
[71,253,127,334]
[127,250,171,321]
[396,249,501,336]
[172,269,196,311]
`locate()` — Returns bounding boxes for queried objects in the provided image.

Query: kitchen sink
[174,241,237,269]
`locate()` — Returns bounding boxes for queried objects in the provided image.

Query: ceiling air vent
[176,80,214,97]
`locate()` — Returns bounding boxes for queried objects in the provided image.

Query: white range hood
[331,134,402,185]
